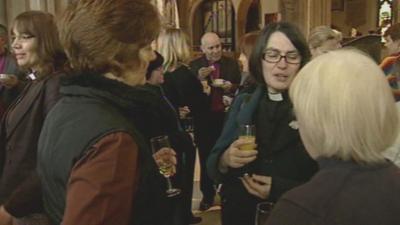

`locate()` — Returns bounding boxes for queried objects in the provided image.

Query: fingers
[251,174,272,185]
[233,138,258,151]
[241,174,272,199]
[240,176,264,199]
[152,147,177,166]
[223,145,257,169]
[199,67,213,79]
[0,74,18,88]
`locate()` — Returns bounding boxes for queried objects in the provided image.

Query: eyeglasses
[262,49,301,64]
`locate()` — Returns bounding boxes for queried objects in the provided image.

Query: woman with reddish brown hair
[37,1,176,225]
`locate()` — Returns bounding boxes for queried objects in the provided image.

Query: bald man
[189,32,240,211]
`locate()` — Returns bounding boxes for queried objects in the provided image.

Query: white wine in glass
[150,135,181,197]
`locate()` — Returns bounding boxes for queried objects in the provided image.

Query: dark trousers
[195,111,225,201]
[220,183,260,225]
[171,132,196,225]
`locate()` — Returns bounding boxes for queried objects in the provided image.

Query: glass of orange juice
[239,124,256,150]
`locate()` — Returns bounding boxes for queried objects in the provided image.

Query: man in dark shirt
[189,32,241,210]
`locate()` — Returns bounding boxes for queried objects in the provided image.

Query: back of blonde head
[308,26,339,49]
[290,49,399,164]
[59,0,160,74]
[156,28,191,72]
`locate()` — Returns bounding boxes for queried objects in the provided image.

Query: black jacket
[266,158,400,225]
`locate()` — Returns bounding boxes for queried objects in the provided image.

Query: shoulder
[189,56,206,66]
[221,55,239,65]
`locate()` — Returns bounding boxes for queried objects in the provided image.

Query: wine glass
[150,135,181,197]
[238,124,256,151]
[255,202,274,225]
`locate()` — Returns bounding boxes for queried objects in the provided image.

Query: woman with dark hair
[0,10,66,225]
[207,22,318,225]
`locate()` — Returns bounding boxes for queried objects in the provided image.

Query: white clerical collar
[267,87,283,101]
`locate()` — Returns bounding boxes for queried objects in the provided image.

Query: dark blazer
[266,158,400,225]
[189,55,241,144]
[189,55,241,96]
[162,64,208,117]
[0,74,61,216]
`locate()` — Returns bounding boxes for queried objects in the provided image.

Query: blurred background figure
[156,27,206,223]
[207,22,317,225]
[190,32,241,211]
[36,1,172,225]
[380,23,400,101]
[144,51,202,225]
[308,25,342,58]
[266,48,400,225]
[383,57,400,167]
[0,24,21,118]
[236,31,258,94]
[0,10,66,225]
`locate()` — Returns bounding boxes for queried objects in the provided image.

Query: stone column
[0,0,7,26]
[280,0,331,37]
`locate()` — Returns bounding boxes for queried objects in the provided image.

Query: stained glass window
[201,0,235,51]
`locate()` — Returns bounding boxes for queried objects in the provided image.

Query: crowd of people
[0,0,399,225]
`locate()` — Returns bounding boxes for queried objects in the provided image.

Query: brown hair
[11,11,66,76]
[384,23,400,41]
[239,31,259,58]
[59,0,161,75]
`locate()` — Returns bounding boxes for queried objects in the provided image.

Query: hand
[222,95,232,107]
[221,81,232,92]
[219,138,257,172]
[241,174,272,199]
[198,66,214,80]
[152,147,177,175]
[201,81,211,95]
[0,74,18,89]
[178,106,190,119]
[0,206,13,225]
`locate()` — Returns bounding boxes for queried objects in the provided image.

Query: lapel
[236,86,264,125]
[6,80,45,140]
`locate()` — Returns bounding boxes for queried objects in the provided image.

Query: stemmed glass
[150,135,181,197]
[255,202,274,225]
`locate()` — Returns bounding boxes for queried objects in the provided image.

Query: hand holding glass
[150,135,181,197]
[239,124,256,151]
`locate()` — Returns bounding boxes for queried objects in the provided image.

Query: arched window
[151,0,180,28]
[195,0,235,51]
[378,0,393,27]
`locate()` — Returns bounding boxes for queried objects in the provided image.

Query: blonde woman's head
[308,26,342,58]
[156,28,191,72]
[290,48,399,165]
